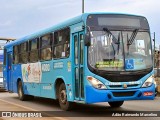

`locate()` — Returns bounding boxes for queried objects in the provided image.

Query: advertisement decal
[21,62,42,83]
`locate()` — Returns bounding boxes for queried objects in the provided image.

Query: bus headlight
[87,76,107,89]
[142,76,154,88]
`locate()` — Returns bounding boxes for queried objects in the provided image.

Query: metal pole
[153,32,155,67]
[154,32,155,54]
[82,0,84,13]
[158,45,160,77]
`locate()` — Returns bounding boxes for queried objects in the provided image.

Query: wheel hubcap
[60,90,67,104]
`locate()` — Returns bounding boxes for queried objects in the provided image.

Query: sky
[0,0,160,47]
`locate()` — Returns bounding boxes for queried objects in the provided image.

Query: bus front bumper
[85,84,155,104]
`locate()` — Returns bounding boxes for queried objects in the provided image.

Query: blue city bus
[0,41,6,90]
[3,13,155,110]
[0,39,14,90]
[0,53,4,90]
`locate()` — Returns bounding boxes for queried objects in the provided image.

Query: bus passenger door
[73,32,84,101]
[7,52,13,91]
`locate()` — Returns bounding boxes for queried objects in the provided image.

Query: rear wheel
[18,81,34,101]
[58,83,73,111]
[108,101,124,108]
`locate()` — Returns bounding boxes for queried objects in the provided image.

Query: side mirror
[84,33,91,46]
[84,26,91,46]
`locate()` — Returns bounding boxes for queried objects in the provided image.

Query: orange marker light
[143,92,153,96]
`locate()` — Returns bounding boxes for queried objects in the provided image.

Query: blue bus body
[3,13,155,110]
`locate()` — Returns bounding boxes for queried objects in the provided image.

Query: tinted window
[41,34,52,48]
[13,46,19,64]
[40,34,52,60]
[29,38,39,62]
[19,42,28,63]
[3,48,6,65]
[31,39,38,50]
[53,28,70,58]
[87,14,149,30]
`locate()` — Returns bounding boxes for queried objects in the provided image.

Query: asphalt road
[0,91,160,120]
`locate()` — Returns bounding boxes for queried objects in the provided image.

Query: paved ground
[0,91,160,120]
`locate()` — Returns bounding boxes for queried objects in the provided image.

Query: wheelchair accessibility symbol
[125,59,134,69]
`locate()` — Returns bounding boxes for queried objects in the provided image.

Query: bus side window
[13,45,19,64]
[19,42,28,63]
[64,40,70,57]
[40,34,52,61]
[53,27,70,59]
[3,48,7,66]
[29,38,39,62]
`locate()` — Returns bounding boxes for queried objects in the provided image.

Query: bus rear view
[0,41,6,91]
[85,14,154,107]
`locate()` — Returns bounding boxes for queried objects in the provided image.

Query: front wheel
[58,83,73,111]
[108,101,124,108]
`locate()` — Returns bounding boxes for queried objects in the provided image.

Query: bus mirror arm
[84,26,91,46]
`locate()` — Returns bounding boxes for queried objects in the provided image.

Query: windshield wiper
[103,27,121,63]
[117,32,120,55]
[127,29,139,45]
[103,27,119,44]
[127,29,139,54]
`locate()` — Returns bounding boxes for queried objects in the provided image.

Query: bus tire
[108,101,124,108]
[18,81,34,101]
[58,83,73,111]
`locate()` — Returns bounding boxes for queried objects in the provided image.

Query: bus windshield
[88,30,152,71]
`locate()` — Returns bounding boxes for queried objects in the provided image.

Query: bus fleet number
[42,64,50,72]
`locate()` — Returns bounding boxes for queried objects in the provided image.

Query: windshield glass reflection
[88,31,152,71]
